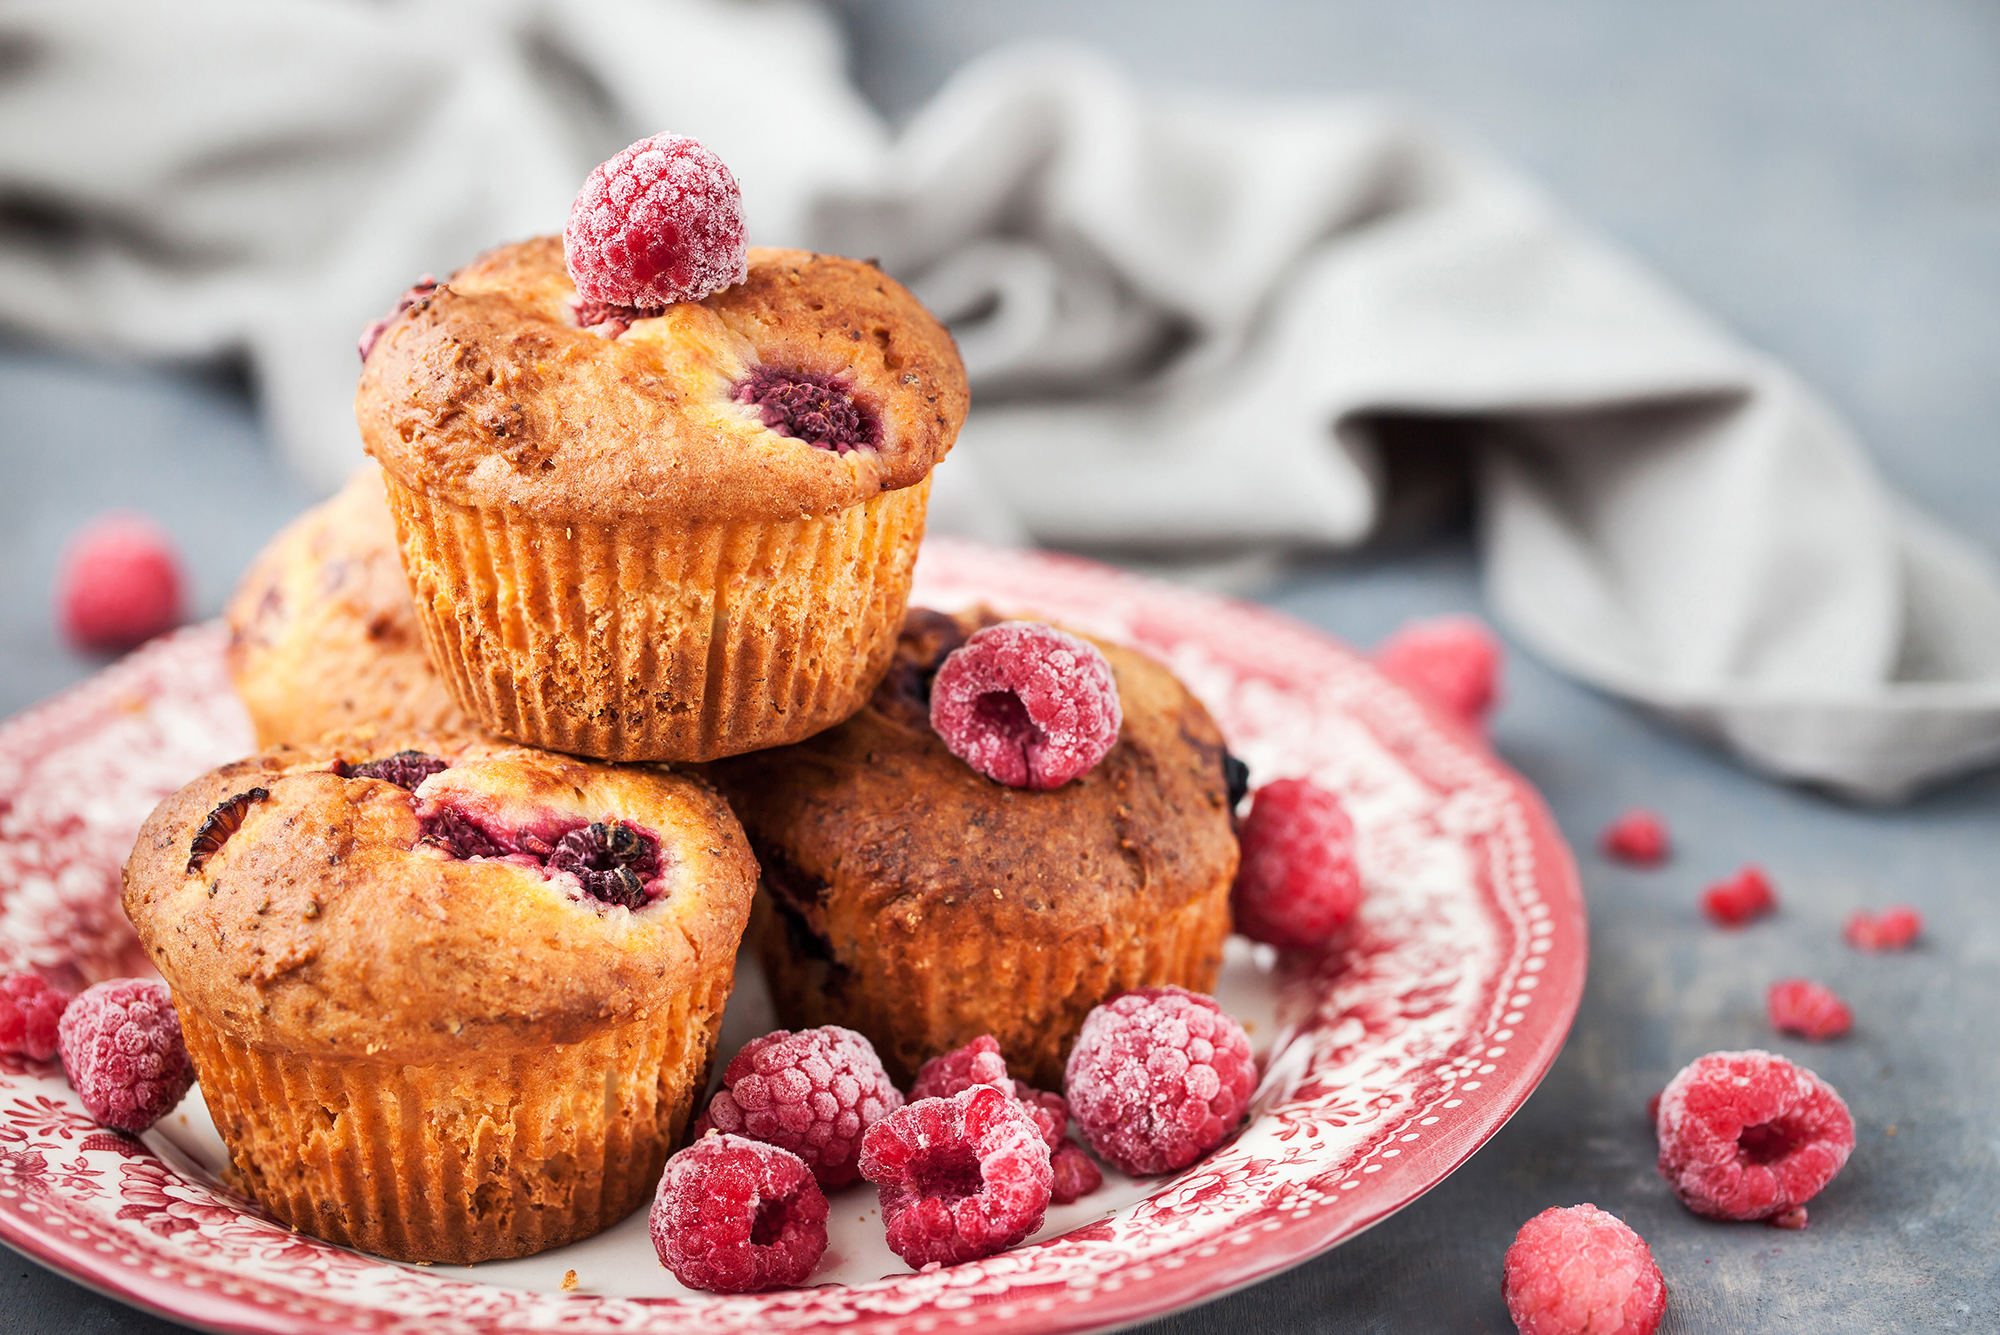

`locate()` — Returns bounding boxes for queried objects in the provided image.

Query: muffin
[225,464,473,748]
[706,608,1241,1090]
[122,731,757,1263]
[355,240,968,763]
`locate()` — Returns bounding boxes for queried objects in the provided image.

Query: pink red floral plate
[0,538,1584,1335]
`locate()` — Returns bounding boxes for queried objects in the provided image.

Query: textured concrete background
[2,0,1997,1330]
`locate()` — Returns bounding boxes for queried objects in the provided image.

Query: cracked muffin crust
[355,241,968,763]
[706,608,1240,1090]
[123,731,756,1263]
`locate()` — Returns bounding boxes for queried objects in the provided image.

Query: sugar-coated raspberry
[565,133,747,311]
[0,974,74,1061]
[56,513,185,654]
[929,622,1122,790]
[56,980,194,1133]
[859,1084,1053,1268]
[1503,1204,1667,1335]
[1050,1142,1103,1205]
[1702,865,1776,927]
[357,275,437,362]
[1766,979,1852,1041]
[695,1026,902,1187]
[1372,615,1502,727]
[1655,1049,1854,1222]
[1064,986,1256,1176]
[1844,906,1922,951]
[1601,809,1670,866]
[1230,778,1363,951]
[650,1133,828,1293]
[911,1035,1011,1100]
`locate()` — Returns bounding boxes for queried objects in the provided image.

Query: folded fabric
[2,3,1995,800]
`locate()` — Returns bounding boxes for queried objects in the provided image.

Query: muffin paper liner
[179,976,728,1264]
[382,476,929,762]
[752,875,1234,1091]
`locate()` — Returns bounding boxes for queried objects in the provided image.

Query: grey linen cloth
[2,1,1996,800]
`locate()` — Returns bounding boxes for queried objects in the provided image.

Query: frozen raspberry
[736,367,878,453]
[1766,979,1852,1041]
[0,974,74,1061]
[1844,905,1922,951]
[650,1133,828,1293]
[1701,865,1776,927]
[909,1036,1074,1149]
[695,1026,902,1187]
[357,275,437,362]
[1050,1142,1103,1205]
[546,821,661,910]
[1230,778,1363,951]
[859,1084,1053,1268]
[337,750,448,790]
[565,133,747,311]
[56,513,185,654]
[1654,1049,1855,1222]
[1372,615,1502,727]
[1063,986,1256,1176]
[1502,1204,1667,1335]
[930,622,1122,790]
[56,980,194,1134]
[1600,809,1670,866]
[911,1035,1011,1101]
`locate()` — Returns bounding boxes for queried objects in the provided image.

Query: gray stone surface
[2,0,1997,1330]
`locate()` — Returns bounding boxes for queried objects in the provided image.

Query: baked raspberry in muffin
[226,464,471,748]
[122,731,757,1263]
[707,607,1240,1089]
[356,236,967,762]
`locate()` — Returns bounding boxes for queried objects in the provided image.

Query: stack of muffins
[123,135,1240,1266]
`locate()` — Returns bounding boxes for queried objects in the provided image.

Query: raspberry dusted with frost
[1372,615,1502,727]
[56,980,194,1134]
[1766,979,1852,1041]
[1050,1142,1103,1204]
[56,513,185,654]
[911,1034,1010,1101]
[565,133,747,313]
[1845,905,1922,951]
[1701,864,1776,927]
[1231,778,1363,951]
[1503,1204,1667,1335]
[911,1037,1094,1197]
[1064,986,1256,1176]
[696,1026,902,1187]
[930,622,1122,790]
[1601,809,1670,866]
[1654,1049,1854,1223]
[650,1133,828,1293]
[859,1083,1053,1268]
[0,974,73,1061]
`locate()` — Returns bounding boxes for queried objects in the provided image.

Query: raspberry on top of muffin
[706,607,1241,1090]
[357,238,965,528]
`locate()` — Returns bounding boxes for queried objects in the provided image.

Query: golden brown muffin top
[124,732,756,1063]
[356,240,968,525]
[706,608,1240,947]
[224,464,471,749]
